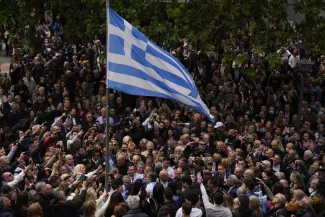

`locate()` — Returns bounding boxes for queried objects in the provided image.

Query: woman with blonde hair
[285,189,306,216]
[73,164,101,180]
[249,196,264,217]
[27,202,43,217]
[84,200,96,217]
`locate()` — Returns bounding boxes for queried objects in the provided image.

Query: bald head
[159,170,169,182]
[65,154,74,166]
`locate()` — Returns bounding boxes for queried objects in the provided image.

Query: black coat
[266,205,287,217]
[160,200,178,217]
[122,209,149,217]
[51,190,86,217]
[34,193,52,217]
[0,209,15,217]
[297,209,315,217]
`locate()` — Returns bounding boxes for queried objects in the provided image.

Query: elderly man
[0,146,20,176]
[159,170,171,188]
[227,175,240,198]
[2,165,32,189]
[34,182,53,217]
[65,154,74,173]
[114,152,127,175]
[123,195,149,217]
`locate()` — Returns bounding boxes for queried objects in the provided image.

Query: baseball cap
[214,122,224,129]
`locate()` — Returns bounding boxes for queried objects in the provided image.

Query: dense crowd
[1,13,325,217]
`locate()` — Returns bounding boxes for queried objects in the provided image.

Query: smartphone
[79,175,87,182]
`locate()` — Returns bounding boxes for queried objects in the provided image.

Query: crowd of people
[1,11,325,217]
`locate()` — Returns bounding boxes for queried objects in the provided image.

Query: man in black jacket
[51,182,87,217]
[34,182,53,217]
[159,187,178,217]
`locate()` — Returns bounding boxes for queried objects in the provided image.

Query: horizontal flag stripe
[108,53,192,96]
[108,72,214,120]
[107,72,197,107]
[147,41,196,89]
[109,62,189,96]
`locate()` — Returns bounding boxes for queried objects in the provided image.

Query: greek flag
[107,8,214,122]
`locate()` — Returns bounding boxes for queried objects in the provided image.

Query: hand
[102,190,107,197]
[10,145,18,153]
[73,180,80,186]
[82,181,87,189]
[24,164,33,173]
[255,177,264,185]
[96,165,103,172]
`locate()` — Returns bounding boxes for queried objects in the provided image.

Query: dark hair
[182,202,192,215]
[15,191,29,215]
[105,191,124,217]
[131,180,143,195]
[213,192,224,205]
[148,172,157,182]
[153,183,165,205]
[272,182,284,195]
[181,175,192,186]
[243,179,255,191]
[163,187,174,201]
[111,179,122,190]
[157,208,170,217]
[168,182,181,195]
[184,190,199,206]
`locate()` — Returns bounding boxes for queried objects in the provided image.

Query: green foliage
[266,53,281,72]
[1,0,324,57]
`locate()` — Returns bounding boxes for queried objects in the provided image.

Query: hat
[214,122,224,129]
[61,174,70,181]
[56,141,63,146]
[262,160,271,168]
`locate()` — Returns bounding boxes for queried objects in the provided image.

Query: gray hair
[137,161,145,167]
[122,175,131,181]
[275,193,286,204]
[127,195,140,209]
[53,190,65,202]
[304,150,312,157]
[155,162,163,172]
[228,175,240,184]
[311,178,319,186]
[35,182,46,193]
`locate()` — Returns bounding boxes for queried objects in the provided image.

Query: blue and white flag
[107,8,215,122]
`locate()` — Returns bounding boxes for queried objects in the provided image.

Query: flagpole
[105,0,110,192]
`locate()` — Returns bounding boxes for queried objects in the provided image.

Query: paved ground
[0,50,11,76]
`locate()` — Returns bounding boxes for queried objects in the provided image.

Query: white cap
[214,122,224,129]
[262,160,271,168]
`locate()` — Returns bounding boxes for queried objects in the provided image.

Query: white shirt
[96,116,114,125]
[5,171,25,188]
[273,164,280,172]
[161,181,169,188]
[146,182,156,197]
[288,55,300,69]
[175,207,202,217]
[23,77,36,93]
[164,166,175,179]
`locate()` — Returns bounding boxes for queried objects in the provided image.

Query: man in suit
[271,154,287,173]
[227,175,240,198]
